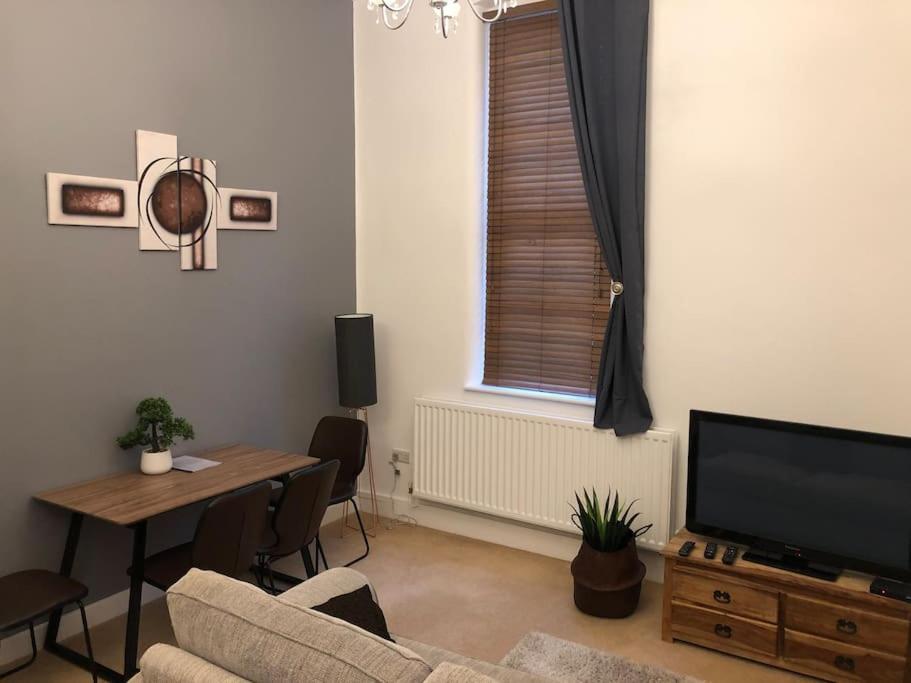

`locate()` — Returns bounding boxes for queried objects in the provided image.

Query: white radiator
[413,397,676,551]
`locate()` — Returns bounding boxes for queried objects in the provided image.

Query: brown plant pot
[570,538,646,618]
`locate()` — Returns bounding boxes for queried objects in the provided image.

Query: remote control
[722,546,739,565]
[704,542,717,560]
[870,577,911,603]
[678,541,696,557]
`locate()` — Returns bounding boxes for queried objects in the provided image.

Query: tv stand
[742,547,841,582]
[663,532,911,682]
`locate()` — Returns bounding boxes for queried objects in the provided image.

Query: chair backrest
[308,416,368,501]
[268,459,340,558]
[191,481,271,579]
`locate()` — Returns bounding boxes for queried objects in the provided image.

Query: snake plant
[570,488,652,552]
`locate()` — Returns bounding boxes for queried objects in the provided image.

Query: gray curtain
[558,0,652,436]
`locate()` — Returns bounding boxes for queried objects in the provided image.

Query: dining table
[34,443,319,682]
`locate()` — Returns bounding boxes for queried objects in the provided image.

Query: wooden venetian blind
[483,4,610,397]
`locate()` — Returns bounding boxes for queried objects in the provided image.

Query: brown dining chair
[256,459,339,593]
[270,416,370,567]
[131,481,271,591]
[0,570,97,680]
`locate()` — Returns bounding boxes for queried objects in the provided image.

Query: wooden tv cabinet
[662,533,911,682]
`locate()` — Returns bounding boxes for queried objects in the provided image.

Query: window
[483,4,610,398]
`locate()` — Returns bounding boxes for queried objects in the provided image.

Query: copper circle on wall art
[150,171,208,235]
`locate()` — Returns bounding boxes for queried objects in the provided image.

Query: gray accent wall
[0,0,354,601]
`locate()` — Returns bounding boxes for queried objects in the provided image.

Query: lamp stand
[342,407,379,538]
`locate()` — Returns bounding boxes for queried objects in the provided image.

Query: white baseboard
[356,488,665,582]
[0,584,162,668]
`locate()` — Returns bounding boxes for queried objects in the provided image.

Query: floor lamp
[335,313,379,537]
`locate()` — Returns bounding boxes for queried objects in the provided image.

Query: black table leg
[45,512,83,646]
[44,513,124,681]
[123,520,147,678]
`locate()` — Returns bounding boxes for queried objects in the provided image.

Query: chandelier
[359,0,519,39]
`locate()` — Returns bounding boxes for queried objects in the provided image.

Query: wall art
[46,130,278,271]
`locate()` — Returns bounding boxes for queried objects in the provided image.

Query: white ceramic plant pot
[140,448,172,475]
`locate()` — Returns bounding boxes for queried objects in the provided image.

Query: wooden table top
[34,444,318,526]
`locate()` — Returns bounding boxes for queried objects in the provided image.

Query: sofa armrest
[137,644,249,682]
[280,567,379,609]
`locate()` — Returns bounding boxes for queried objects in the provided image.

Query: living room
[1,1,909,682]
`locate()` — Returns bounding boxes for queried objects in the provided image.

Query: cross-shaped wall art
[46,130,278,271]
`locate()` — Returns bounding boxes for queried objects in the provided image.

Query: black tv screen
[687,410,911,581]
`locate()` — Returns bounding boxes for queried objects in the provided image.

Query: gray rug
[500,632,701,683]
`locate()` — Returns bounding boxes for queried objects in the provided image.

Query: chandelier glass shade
[359,0,519,38]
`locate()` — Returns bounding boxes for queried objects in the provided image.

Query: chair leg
[253,556,268,591]
[77,601,98,683]
[316,535,329,571]
[344,498,370,567]
[265,560,278,595]
[301,545,317,579]
[0,622,38,679]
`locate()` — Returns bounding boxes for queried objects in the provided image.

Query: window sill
[465,383,596,407]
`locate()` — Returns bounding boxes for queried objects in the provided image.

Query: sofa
[129,567,552,682]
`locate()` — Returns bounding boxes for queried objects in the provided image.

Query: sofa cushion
[425,662,499,683]
[137,644,250,682]
[280,567,393,641]
[397,637,552,683]
[167,569,432,683]
[312,584,393,642]
[280,566,379,608]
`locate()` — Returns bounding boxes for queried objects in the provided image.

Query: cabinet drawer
[784,630,907,683]
[673,569,779,623]
[671,600,778,658]
[785,595,909,657]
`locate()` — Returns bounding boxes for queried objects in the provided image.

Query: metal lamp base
[342,407,379,538]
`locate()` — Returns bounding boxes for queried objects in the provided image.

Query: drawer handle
[836,619,857,635]
[713,590,731,604]
[834,655,855,672]
[714,623,733,639]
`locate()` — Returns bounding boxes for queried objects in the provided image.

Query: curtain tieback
[610,281,624,307]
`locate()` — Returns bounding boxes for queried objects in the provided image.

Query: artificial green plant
[570,488,652,552]
[116,397,194,454]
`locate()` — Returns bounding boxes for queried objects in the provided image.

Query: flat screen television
[687,410,911,582]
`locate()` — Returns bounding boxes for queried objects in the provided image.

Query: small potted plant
[117,397,194,475]
[569,488,651,618]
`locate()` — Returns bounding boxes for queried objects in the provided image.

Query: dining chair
[0,570,97,681]
[256,459,339,593]
[131,481,271,591]
[317,416,370,566]
[270,416,370,567]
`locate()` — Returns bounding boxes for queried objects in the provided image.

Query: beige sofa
[130,567,551,682]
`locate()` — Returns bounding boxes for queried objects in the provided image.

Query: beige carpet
[11,521,809,682]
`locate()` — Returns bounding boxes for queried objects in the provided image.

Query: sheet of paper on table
[171,456,222,473]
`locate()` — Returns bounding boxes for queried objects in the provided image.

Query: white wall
[354,1,911,563]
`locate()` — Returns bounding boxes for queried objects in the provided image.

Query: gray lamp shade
[335,313,377,409]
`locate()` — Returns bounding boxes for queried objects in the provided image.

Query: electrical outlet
[392,449,411,464]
